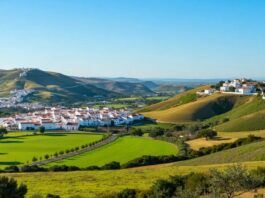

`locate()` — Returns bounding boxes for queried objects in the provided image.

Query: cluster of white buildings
[0,89,41,109]
[220,79,256,95]
[0,107,144,131]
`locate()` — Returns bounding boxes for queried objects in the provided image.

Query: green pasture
[49,136,178,167]
[0,132,103,168]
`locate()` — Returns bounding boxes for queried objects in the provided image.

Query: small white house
[63,122,79,131]
[18,122,39,130]
[220,86,229,92]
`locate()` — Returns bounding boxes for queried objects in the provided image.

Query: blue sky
[0,0,264,78]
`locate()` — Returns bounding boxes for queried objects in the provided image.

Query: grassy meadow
[3,161,265,197]
[0,132,103,168]
[48,136,178,167]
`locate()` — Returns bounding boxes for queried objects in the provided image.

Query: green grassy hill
[214,110,265,132]
[142,93,247,123]
[204,96,265,131]
[138,86,210,112]
[176,140,265,166]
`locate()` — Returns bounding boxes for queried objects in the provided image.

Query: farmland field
[0,132,103,168]
[3,161,265,197]
[49,136,178,167]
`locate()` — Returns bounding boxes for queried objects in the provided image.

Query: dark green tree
[0,127,7,138]
[198,129,217,140]
[0,176,27,198]
[39,126,45,134]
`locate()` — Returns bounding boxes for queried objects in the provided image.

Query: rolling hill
[76,77,155,96]
[0,69,117,104]
[141,90,248,123]
[140,86,265,131]
[0,68,157,104]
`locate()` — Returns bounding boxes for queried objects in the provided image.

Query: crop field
[187,130,265,150]
[49,136,178,167]
[0,132,103,168]
[2,161,265,197]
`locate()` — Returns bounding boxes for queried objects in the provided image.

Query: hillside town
[0,107,144,131]
[198,78,265,99]
[0,89,43,109]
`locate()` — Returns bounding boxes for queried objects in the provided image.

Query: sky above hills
[0,0,264,78]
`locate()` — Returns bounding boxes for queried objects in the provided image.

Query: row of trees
[31,133,111,163]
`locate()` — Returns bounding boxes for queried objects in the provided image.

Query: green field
[0,132,103,168]
[3,161,265,197]
[49,136,178,167]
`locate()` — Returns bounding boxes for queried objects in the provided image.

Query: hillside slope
[0,69,117,104]
[206,96,265,131]
[176,140,265,166]
[138,86,209,112]
[143,93,248,123]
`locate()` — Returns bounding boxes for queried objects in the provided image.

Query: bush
[0,176,27,197]
[197,129,217,140]
[116,188,137,198]
[149,127,165,137]
[102,161,121,170]
[130,128,143,136]
[4,165,20,173]
[20,165,46,172]
[48,165,80,172]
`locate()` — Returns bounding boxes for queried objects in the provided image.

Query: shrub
[102,161,121,170]
[130,128,143,136]
[197,129,217,140]
[0,176,27,197]
[116,188,137,198]
[4,165,19,173]
[32,156,38,162]
[20,165,46,172]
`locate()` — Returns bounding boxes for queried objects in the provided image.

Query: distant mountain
[76,77,155,96]
[154,85,190,94]
[0,69,118,104]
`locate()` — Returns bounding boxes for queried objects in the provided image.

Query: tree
[151,179,175,198]
[229,86,236,92]
[0,176,27,197]
[198,129,217,140]
[130,128,143,136]
[209,165,255,198]
[102,161,121,170]
[39,126,45,134]
[32,157,38,162]
[0,127,7,138]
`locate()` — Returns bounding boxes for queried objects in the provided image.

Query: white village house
[1,107,144,131]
